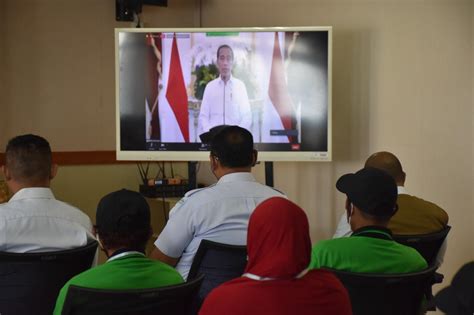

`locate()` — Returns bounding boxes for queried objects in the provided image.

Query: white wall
[0,0,5,140]
[471,0,474,264]
[0,0,199,149]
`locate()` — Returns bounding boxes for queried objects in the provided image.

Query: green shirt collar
[351,226,393,240]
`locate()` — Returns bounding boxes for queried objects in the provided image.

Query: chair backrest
[61,274,205,315]
[326,265,438,315]
[0,241,98,315]
[187,240,247,310]
[393,225,451,266]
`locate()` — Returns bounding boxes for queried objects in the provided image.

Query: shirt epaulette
[184,184,216,198]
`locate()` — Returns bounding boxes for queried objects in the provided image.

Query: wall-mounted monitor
[116,27,332,161]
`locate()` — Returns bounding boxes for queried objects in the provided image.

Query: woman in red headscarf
[199,197,352,315]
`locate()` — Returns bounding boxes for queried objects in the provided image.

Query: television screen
[116,27,332,161]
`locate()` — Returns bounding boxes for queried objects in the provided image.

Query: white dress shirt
[198,75,252,135]
[155,172,284,279]
[0,187,94,253]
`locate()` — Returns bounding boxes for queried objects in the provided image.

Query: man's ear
[2,165,11,181]
[401,171,406,185]
[210,154,220,170]
[50,164,58,180]
[251,150,258,167]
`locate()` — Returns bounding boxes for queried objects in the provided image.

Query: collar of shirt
[351,226,393,240]
[9,187,55,202]
[107,250,146,263]
[218,75,234,86]
[397,186,408,195]
[217,172,257,185]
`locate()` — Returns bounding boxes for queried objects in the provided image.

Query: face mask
[96,233,104,249]
[96,233,111,258]
[347,203,354,224]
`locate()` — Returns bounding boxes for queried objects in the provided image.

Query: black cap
[435,262,474,315]
[199,125,230,144]
[96,189,150,233]
[336,167,398,217]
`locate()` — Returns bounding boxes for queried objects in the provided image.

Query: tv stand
[265,161,274,187]
[188,161,198,191]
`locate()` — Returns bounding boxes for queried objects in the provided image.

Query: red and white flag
[159,34,190,142]
[261,32,295,143]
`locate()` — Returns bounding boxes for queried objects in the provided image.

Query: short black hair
[210,126,254,168]
[217,44,234,60]
[5,134,52,183]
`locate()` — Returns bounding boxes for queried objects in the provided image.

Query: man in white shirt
[150,126,284,279]
[0,134,94,252]
[198,45,252,136]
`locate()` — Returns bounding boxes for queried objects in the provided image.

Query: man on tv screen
[198,45,252,137]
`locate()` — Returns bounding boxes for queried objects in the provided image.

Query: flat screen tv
[116,27,332,161]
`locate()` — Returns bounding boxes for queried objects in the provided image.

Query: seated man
[0,134,93,252]
[199,197,352,315]
[311,167,427,273]
[150,125,284,279]
[333,151,449,265]
[53,189,183,315]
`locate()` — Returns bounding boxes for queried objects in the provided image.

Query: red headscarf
[199,197,352,315]
[245,196,311,278]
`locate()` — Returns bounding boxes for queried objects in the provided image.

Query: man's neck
[215,168,252,180]
[351,219,388,232]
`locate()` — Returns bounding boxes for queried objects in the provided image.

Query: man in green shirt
[310,167,427,273]
[54,189,183,315]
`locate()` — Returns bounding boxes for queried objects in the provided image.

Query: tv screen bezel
[115,26,332,162]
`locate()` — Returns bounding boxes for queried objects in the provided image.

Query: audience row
[0,128,469,315]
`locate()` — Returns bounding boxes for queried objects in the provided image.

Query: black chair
[187,240,247,311]
[61,274,205,315]
[393,225,451,310]
[0,241,98,315]
[326,265,438,315]
[393,225,451,266]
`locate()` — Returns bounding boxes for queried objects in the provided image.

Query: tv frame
[115,26,332,162]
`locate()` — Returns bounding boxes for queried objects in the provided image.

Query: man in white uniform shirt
[0,134,94,252]
[150,126,284,279]
[198,45,252,136]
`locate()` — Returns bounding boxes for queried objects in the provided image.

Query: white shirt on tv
[198,75,252,135]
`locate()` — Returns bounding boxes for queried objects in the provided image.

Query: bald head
[364,151,406,185]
